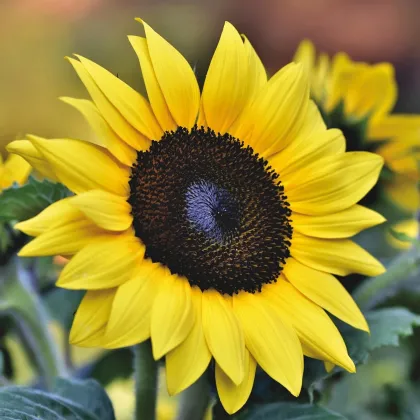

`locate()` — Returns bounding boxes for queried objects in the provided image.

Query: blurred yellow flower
[294,40,420,213]
[0,153,31,191]
[387,219,419,250]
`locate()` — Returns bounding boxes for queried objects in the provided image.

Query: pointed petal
[15,198,76,237]
[263,279,355,372]
[201,22,248,134]
[345,63,396,120]
[6,140,58,181]
[18,217,105,257]
[283,258,369,331]
[216,349,256,414]
[292,205,386,238]
[285,152,384,215]
[73,55,162,143]
[128,36,176,132]
[242,35,267,105]
[232,63,309,158]
[291,232,385,277]
[293,39,315,74]
[68,56,153,149]
[151,274,194,360]
[270,128,344,177]
[60,97,137,165]
[29,137,129,196]
[70,288,115,347]
[140,20,200,128]
[103,260,162,348]
[70,190,133,231]
[233,291,303,396]
[202,290,245,385]
[57,234,144,289]
[166,287,211,395]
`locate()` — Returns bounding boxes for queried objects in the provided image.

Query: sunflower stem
[175,373,210,420]
[353,242,420,310]
[133,340,158,420]
[0,258,67,389]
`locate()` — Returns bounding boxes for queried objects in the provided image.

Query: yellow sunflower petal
[345,63,396,120]
[326,52,356,112]
[29,137,129,196]
[1,154,31,189]
[292,205,386,238]
[283,258,368,331]
[68,57,153,148]
[14,198,76,237]
[233,63,309,158]
[70,190,133,231]
[215,349,256,415]
[128,36,177,133]
[70,288,115,347]
[201,22,248,134]
[369,114,420,140]
[60,97,137,165]
[74,55,161,142]
[285,152,383,215]
[233,291,303,396]
[202,290,245,385]
[166,287,211,395]
[18,217,105,257]
[140,20,200,128]
[263,279,355,372]
[57,234,144,289]
[151,274,194,360]
[291,232,385,277]
[242,35,267,105]
[6,140,58,181]
[270,128,345,177]
[103,260,161,348]
[293,39,315,70]
[384,176,420,213]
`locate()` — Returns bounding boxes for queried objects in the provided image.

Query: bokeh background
[2,0,420,154]
[2,1,420,419]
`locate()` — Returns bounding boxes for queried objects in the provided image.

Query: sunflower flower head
[294,40,420,214]
[8,20,386,414]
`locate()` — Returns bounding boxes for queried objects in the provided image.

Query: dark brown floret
[128,126,292,295]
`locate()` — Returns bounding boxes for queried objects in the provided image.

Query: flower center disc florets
[128,126,292,295]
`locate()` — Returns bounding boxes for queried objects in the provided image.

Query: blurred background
[2,0,420,154]
[1,1,420,419]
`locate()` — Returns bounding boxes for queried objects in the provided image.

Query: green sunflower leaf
[0,377,115,420]
[0,176,70,223]
[341,307,420,366]
[236,402,345,419]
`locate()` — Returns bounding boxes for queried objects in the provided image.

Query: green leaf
[0,176,70,223]
[341,307,420,365]
[238,403,345,419]
[353,242,420,310]
[0,377,115,420]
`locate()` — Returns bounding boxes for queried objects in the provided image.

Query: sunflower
[8,20,386,414]
[294,40,420,214]
[0,152,30,191]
